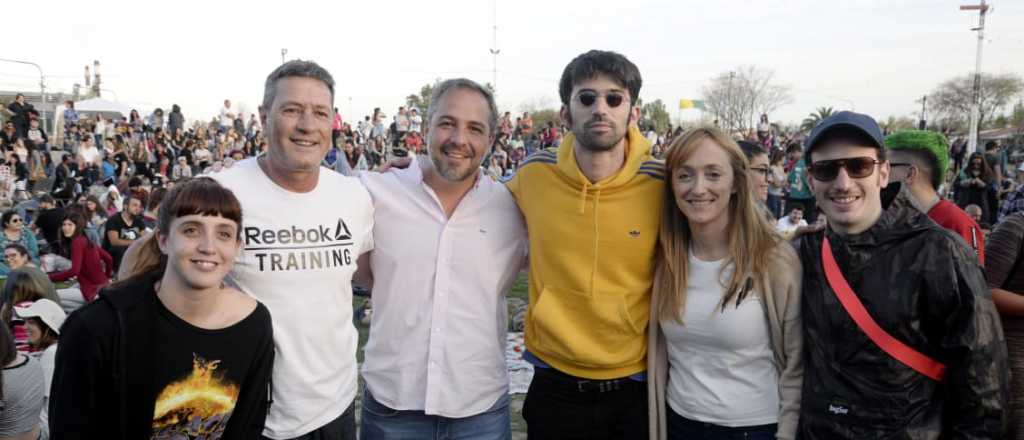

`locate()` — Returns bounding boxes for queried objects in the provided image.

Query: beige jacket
[647,242,804,440]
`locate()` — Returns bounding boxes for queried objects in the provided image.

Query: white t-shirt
[660,252,779,427]
[78,145,101,165]
[213,158,374,439]
[408,114,422,133]
[219,105,233,127]
[775,216,808,235]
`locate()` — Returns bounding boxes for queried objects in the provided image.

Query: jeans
[766,193,783,220]
[666,406,776,440]
[262,402,356,440]
[522,366,647,440]
[361,387,510,440]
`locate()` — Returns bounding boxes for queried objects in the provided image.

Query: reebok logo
[242,218,356,272]
[244,219,352,246]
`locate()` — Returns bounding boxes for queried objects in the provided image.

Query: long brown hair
[655,127,782,323]
[120,177,243,283]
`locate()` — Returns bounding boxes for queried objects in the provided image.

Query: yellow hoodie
[506,126,664,379]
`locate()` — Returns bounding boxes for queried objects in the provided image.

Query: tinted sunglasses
[808,157,881,182]
[577,92,626,108]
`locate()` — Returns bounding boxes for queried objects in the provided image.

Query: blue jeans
[360,387,510,440]
[766,193,783,220]
[666,406,776,440]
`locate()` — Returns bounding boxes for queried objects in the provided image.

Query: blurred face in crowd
[4,214,23,231]
[966,205,983,223]
[25,319,46,346]
[672,138,736,231]
[807,143,889,235]
[4,248,27,270]
[747,152,770,202]
[125,197,143,216]
[426,86,494,183]
[561,74,639,152]
[260,77,333,174]
[788,208,804,224]
[62,219,76,238]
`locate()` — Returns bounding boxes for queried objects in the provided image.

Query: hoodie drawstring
[578,180,590,214]
[590,187,602,294]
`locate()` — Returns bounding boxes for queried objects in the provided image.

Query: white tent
[74,98,132,118]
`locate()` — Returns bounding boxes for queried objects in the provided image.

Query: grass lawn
[352,272,530,439]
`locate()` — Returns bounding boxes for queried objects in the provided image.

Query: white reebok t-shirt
[213,158,374,439]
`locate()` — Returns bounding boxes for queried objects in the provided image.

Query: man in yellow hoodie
[507,50,664,438]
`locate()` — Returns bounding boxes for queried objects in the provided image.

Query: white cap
[14,299,66,335]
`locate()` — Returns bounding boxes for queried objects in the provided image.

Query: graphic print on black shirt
[151,353,239,439]
[150,298,273,440]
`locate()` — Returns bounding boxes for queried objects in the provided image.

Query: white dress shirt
[360,159,527,418]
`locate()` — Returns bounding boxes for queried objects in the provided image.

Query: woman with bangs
[647,127,803,440]
[49,178,274,440]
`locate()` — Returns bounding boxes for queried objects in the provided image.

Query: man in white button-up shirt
[356,78,527,439]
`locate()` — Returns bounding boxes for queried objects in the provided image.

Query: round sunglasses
[808,157,881,182]
[577,91,626,108]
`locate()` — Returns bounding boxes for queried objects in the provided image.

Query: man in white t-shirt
[357,78,527,438]
[219,99,235,134]
[408,107,422,133]
[775,201,808,239]
[215,61,373,439]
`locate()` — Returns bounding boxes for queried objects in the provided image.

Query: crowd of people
[0,49,1020,440]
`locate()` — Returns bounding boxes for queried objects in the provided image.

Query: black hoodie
[796,183,1008,439]
[48,273,274,439]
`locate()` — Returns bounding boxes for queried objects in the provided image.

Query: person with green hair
[886,129,985,265]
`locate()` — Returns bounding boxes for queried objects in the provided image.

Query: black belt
[533,366,640,393]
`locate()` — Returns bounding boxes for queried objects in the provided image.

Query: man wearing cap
[887,130,985,264]
[795,111,1007,439]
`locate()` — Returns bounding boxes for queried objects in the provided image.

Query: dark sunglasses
[577,92,626,108]
[808,157,881,182]
[9,218,22,224]
[3,253,19,260]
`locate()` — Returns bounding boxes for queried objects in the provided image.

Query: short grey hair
[426,78,499,137]
[261,60,335,111]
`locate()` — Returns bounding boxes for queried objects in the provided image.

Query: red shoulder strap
[821,238,946,381]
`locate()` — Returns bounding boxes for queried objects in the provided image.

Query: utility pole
[281,48,288,65]
[488,0,500,98]
[960,0,990,153]
[919,95,927,130]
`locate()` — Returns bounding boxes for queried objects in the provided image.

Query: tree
[701,66,793,134]
[927,72,1024,133]
[800,107,835,132]
[639,99,671,133]
[878,115,917,135]
[405,82,436,116]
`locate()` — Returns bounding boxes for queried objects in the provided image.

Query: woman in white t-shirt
[648,127,803,440]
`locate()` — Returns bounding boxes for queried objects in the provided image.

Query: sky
[2,0,1022,127]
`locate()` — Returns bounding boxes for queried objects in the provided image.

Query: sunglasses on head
[577,91,626,108]
[808,157,881,182]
